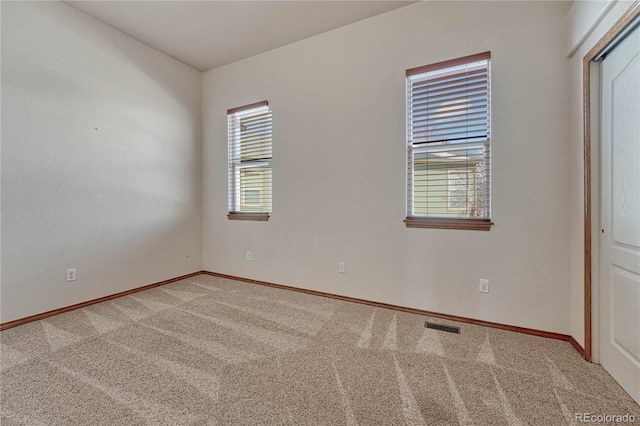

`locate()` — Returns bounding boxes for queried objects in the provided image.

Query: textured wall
[1,1,202,322]
[202,1,572,334]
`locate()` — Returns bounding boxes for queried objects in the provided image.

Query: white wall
[566,0,636,351]
[203,1,572,334]
[565,0,618,57]
[0,1,202,322]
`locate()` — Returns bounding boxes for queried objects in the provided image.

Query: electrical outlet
[479,278,489,293]
[338,262,345,274]
[246,251,252,261]
[66,269,76,282]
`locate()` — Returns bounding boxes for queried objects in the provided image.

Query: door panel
[611,50,640,249]
[600,23,640,405]
[611,267,640,365]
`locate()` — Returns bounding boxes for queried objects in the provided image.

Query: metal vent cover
[425,321,460,334]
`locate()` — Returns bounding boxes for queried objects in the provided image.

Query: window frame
[405,52,492,231]
[227,101,272,221]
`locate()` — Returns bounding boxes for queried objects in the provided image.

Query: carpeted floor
[1,274,638,425]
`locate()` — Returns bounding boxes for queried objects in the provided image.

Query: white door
[600,23,640,405]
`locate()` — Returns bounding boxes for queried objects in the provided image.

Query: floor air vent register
[425,321,461,334]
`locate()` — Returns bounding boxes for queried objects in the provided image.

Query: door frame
[583,1,640,362]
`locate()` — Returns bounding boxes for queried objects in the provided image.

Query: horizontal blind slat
[411,110,488,124]
[411,72,488,93]
[412,119,489,132]
[411,86,487,104]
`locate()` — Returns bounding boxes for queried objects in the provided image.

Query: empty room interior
[1,0,640,424]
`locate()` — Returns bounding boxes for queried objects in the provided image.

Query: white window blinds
[406,52,491,221]
[228,101,272,214]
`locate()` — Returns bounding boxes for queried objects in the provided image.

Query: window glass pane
[412,145,488,218]
[243,190,261,206]
[241,171,262,208]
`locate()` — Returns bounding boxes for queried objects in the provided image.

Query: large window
[228,101,272,220]
[405,52,492,231]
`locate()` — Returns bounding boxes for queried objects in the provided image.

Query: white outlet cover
[479,279,489,293]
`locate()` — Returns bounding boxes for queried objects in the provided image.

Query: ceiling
[64,1,417,72]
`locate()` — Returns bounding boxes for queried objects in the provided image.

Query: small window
[228,101,272,220]
[405,52,492,231]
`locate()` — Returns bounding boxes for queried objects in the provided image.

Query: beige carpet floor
[1,274,638,425]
